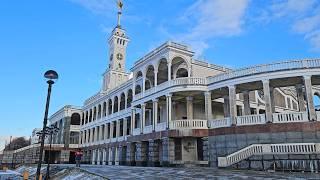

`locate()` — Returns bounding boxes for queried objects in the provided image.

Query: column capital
[204,91,211,96]
[166,93,172,98]
[304,75,312,80]
[228,85,236,90]
[262,79,270,83]
[152,98,159,103]
[141,103,146,108]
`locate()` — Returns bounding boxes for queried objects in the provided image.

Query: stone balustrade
[155,122,167,132]
[208,118,232,129]
[143,125,153,134]
[209,112,313,129]
[134,77,207,101]
[170,119,208,130]
[272,112,308,123]
[236,114,266,126]
[218,143,320,167]
[133,128,141,136]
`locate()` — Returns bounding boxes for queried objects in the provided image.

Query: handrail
[218,143,320,167]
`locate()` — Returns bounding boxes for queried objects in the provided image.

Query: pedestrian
[75,149,83,167]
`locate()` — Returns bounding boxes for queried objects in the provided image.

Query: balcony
[170,119,208,130]
[134,77,207,101]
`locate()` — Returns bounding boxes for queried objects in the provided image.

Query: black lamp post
[36,70,58,180]
[45,125,59,180]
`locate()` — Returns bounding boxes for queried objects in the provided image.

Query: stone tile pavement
[79,165,320,179]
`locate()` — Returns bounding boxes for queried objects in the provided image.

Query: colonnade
[212,76,316,124]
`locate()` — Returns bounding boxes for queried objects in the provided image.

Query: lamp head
[44,70,58,84]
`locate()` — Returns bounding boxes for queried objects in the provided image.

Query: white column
[142,76,146,92]
[223,95,230,117]
[97,149,101,165]
[108,148,112,165]
[104,124,109,140]
[124,93,128,109]
[243,90,251,115]
[153,99,158,131]
[270,87,276,113]
[115,147,119,165]
[131,109,136,135]
[123,118,127,136]
[186,96,194,119]
[111,99,114,114]
[262,79,273,122]
[118,96,121,112]
[141,103,146,133]
[102,149,106,165]
[154,70,158,87]
[304,76,316,120]
[116,120,120,138]
[92,149,96,165]
[168,62,172,81]
[110,122,114,139]
[228,85,237,125]
[296,84,306,111]
[188,67,192,77]
[166,94,172,129]
[205,92,213,120]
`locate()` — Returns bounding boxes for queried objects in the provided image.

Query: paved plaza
[79,165,320,179]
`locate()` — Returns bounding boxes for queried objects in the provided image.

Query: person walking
[75,149,83,167]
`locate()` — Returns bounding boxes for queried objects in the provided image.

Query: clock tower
[102,0,129,91]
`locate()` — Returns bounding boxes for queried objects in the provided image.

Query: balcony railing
[208,59,320,84]
[208,118,232,129]
[155,122,167,132]
[133,128,141,136]
[273,112,308,123]
[170,119,208,130]
[134,77,207,101]
[236,114,266,126]
[143,125,153,134]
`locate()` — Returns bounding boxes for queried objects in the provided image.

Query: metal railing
[218,143,320,167]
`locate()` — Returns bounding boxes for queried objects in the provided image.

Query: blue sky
[1,0,320,149]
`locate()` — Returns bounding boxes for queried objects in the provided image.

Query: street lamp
[36,70,58,180]
[45,125,59,180]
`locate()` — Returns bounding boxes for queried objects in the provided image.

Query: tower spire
[117,0,123,27]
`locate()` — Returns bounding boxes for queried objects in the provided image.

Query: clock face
[117,53,123,60]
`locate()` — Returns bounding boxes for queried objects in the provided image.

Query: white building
[74,6,320,170]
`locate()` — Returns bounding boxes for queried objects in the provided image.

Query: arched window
[71,113,81,125]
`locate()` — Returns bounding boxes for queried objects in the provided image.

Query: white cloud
[175,0,250,56]
[70,0,115,17]
[257,0,320,51]
[270,0,316,18]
